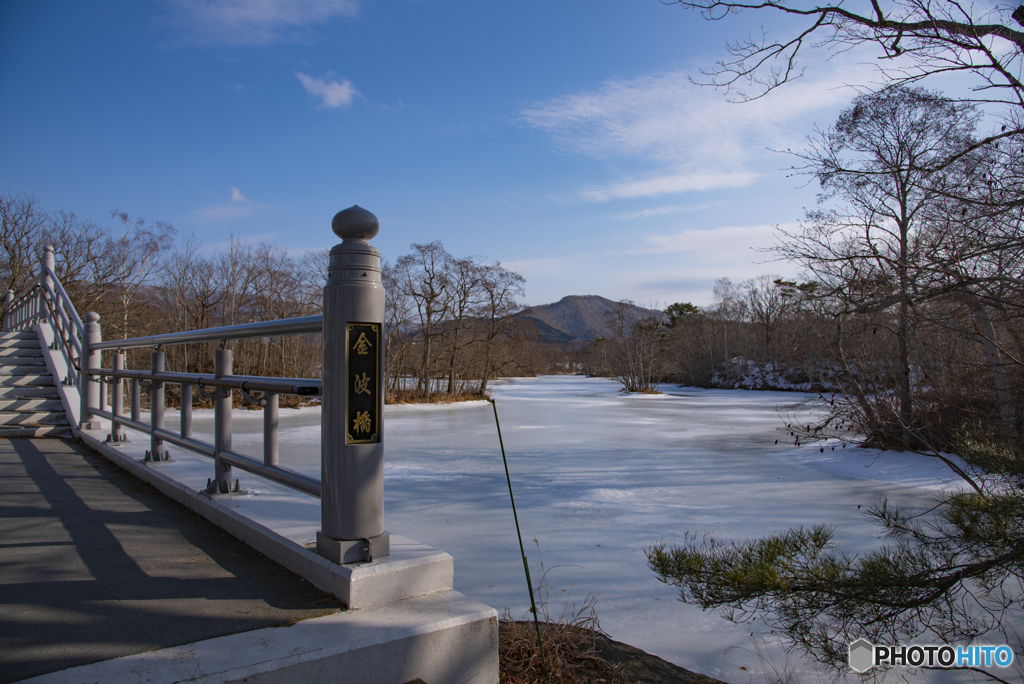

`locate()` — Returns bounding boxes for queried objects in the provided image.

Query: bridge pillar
[144,349,170,461]
[208,348,235,494]
[79,312,103,431]
[106,351,128,444]
[317,205,389,564]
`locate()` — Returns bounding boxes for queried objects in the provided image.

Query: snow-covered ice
[110,375,1007,683]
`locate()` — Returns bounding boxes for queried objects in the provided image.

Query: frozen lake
[117,375,982,682]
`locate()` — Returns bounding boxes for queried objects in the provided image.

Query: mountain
[518,296,664,345]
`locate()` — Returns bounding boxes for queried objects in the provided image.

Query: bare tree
[396,241,451,398]
[475,262,525,393]
[743,275,795,378]
[104,210,175,339]
[442,255,484,395]
[0,194,47,305]
[776,87,982,447]
[712,276,746,363]
[43,210,113,314]
[382,259,414,394]
[668,0,1024,111]
[606,301,669,393]
[215,234,257,327]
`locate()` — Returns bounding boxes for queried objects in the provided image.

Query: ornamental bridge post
[317,205,389,563]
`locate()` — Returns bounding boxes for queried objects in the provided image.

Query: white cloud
[615,203,711,220]
[585,171,757,202]
[631,222,800,256]
[521,61,874,201]
[500,257,564,277]
[166,0,358,46]
[296,72,360,109]
[191,188,270,222]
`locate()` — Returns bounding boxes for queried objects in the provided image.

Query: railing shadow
[0,438,340,683]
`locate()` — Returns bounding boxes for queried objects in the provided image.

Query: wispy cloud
[165,0,358,46]
[615,203,711,220]
[190,187,270,222]
[296,72,360,108]
[521,62,871,201]
[630,222,800,256]
[585,171,757,202]
[500,257,564,276]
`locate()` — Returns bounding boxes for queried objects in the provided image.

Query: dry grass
[499,594,631,684]
[384,389,489,404]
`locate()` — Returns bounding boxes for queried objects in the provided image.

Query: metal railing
[3,246,83,389]
[3,204,390,564]
[86,319,324,497]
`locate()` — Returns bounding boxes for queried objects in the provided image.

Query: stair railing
[3,246,83,390]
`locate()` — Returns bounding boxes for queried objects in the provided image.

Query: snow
[108,376,1003,683]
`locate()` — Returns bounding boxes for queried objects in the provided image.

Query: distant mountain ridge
[518,296,664,345]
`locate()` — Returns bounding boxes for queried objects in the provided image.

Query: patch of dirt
[502,621,727,684]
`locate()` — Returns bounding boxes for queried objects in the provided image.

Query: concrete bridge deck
[0,437,342,683]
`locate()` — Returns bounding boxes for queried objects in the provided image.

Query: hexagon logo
[849,639,875,673]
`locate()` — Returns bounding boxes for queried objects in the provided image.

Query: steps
[0,331,72,438]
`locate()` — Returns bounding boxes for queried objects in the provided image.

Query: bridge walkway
[0,437,341,684]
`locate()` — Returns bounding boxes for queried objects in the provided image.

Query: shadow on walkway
[0,438,340,683]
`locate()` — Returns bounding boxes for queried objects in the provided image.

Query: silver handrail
[92,368,321,396]
[3,281,41,331]
[43,265,84,331]
[91,315,323,350]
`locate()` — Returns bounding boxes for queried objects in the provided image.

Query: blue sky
[1,0,885,306]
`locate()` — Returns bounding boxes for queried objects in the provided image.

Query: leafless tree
[1,194,48,306]
[104,210,175,339]
[475,262,525,393]
[442,255,484,395]
[605,301,670,393]
[743,275,796,377]
[396,242,451,398]
[668,0,1024,109]
[775,87,986,446]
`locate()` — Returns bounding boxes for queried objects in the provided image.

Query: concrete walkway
[0,438,342,684]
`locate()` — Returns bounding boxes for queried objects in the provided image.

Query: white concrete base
[19,591,499,684]
[33,322,79,427]
[76,433,455,609]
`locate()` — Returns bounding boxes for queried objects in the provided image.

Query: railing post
[79,313,103,431]
[4,289,12,328]
[207,347,235,494]
[41,245,53,295]
[317,205,389,564]
[264,393,279,467]
[180,384,192,438]
[40,246,54,326]
[145,348,170,461]
[106,351,128,444]
[131,379,141,422]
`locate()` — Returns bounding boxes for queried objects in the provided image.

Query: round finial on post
[43,245,55,272]
[44,245,54,255]
[331,205,379,241]
[85,312,100,323]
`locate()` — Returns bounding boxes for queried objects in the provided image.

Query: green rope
[489,398,547,676]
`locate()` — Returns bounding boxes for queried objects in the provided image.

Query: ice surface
[111,376,1007,683]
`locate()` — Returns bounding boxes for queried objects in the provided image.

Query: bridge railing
[86,315,324,498]
[3,205,390,564]
[4,246,83,391]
